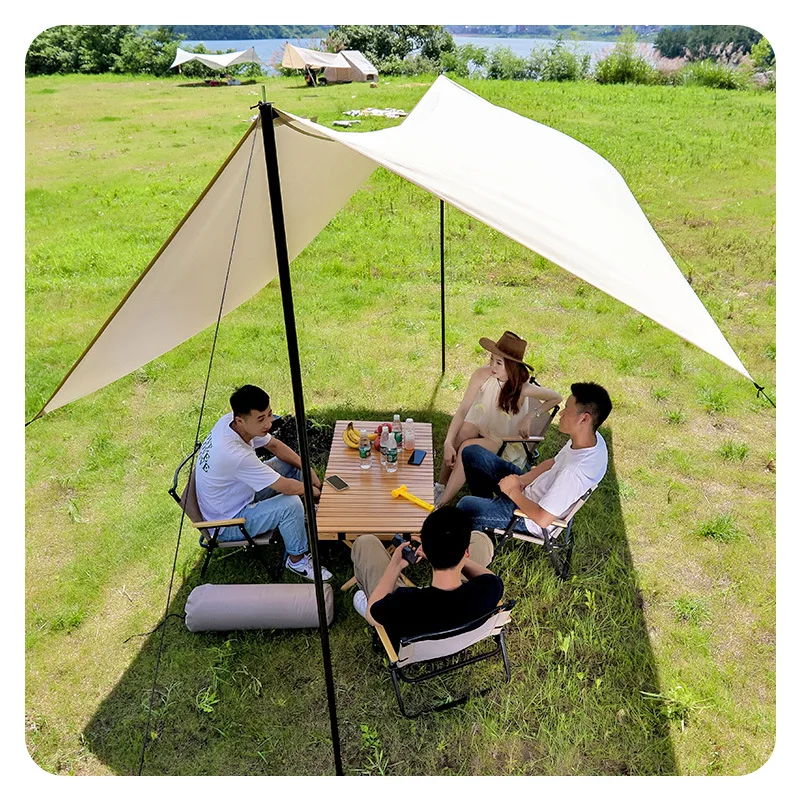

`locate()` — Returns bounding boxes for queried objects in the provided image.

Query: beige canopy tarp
[280,43,352,82]
[34,76,751,419]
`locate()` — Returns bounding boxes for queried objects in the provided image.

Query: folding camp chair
[494,487,595,580]
[497,404,559,470]
[374,600,516,718]
[497,378,560,470]
[168,443,283,579]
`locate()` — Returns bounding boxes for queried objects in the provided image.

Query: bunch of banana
[342,422,377,448]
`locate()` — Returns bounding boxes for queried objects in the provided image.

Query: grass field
[24,73,775,776]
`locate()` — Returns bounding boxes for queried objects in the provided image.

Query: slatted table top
[316,420,435,539]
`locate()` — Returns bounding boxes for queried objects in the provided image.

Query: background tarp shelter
[29,75,757,774]
[341,50,379,81]
[280,42,355,83]
[170,46,270,71]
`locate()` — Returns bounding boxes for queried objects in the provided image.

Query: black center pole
[258,102,344,777]
[440,198,446,374]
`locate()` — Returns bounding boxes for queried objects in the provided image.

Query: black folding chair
[494,487,595,580]
[374,600,516,718]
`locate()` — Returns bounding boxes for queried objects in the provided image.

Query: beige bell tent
[33,76,753,420]
[280,42,376,83]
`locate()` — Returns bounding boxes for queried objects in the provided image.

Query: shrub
[487,46,530,80]
[441,43,488,78]
[674,59,749,90]
[529,36,590,82]
[593,29,661,85]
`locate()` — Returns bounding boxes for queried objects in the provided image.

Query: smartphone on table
[407,449,426,466]
[325,474,349,491]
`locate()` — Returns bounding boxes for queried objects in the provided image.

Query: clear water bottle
[380,426,389,466]
[386,430,398,472]
[359,429,372,469]
[393,414,403,451]
[404,418,415,451]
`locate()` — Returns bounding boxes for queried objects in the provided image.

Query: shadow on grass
[83,410,676,775]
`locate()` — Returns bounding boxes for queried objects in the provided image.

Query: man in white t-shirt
[457,382,612,536]
[195,384,331,581]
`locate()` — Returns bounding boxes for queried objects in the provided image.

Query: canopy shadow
[83,416,676,775]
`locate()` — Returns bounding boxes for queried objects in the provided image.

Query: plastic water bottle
[380,426,389,466]
[386,430,398,472]
[359,429,372,469]
[404,418,415,451]
[393,414,403,451]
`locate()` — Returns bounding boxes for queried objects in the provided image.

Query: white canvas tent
[34,75,752,420]
[281,42,374,83]
[341,50,379,81]
[170,46,269,71]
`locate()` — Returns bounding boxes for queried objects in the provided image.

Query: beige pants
[351,531,495,599]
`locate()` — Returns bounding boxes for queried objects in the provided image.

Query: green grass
[25,73,775,776]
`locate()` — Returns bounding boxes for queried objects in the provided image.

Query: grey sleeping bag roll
[185,582,335,632]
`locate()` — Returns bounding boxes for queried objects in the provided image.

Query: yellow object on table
[391,484,434,512]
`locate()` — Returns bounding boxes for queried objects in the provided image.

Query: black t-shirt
[370,574,504,649]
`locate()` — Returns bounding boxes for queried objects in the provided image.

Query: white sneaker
[434,482,446,505]
[285,554,332,582]
[353,589,368,619]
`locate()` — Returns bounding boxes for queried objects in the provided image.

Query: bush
[529,36,590,82]
[594,33,661,85]
[675,59,749,90]
[115,27,180,76]
[441,43,488,78]
[487,46,530,80]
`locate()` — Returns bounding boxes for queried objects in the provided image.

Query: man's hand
[312,485,321,500]
[390,541,414,571]
[443,440,457,467]
[311,470,322,490]
[498,474,524,498]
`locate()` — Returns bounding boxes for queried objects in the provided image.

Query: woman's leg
[438,435,501,506]
[438,422,482,485]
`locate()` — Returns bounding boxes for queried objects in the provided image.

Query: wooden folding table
[315,420,435,541]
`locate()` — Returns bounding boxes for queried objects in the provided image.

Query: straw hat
[479,331,532,370]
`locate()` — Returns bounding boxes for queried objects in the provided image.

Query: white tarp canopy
[35,76,751,419]
[170,46,269,70]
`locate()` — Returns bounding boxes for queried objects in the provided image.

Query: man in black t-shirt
[351,507,504,648]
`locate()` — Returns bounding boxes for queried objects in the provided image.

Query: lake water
[182,36,655,75]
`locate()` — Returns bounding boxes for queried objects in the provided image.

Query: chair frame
[374,600,516,718]
[497,400,559,471]
[168,443,282,579]
[494,487,595,580]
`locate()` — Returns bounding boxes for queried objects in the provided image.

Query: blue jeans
[456,445,527,532]
[217,458,308,556]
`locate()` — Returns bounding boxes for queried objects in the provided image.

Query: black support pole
[440,198,446,374]
[258,102,344,777]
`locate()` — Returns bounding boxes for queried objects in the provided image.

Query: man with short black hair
[350,507,503,647]
[195,384,331,581]
[457,382,612,537]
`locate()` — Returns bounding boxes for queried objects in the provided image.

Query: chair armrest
[193,517,247,529]
[512,509,567,528]
[375,624,399,664]
[501,435,545,443]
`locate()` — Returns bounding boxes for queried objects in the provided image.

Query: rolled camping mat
[185,582,335,632]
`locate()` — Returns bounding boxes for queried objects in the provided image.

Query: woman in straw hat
[435,331,562,507]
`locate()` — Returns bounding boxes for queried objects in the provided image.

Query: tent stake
[258,101,344,777]
[440,198,445,374]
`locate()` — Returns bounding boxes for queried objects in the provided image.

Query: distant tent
[170,46,269,71]
[281,43,376,83]
[341,50,379,82]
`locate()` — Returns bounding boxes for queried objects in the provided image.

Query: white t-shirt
[195,412,279,521]
[522,432,607,535]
